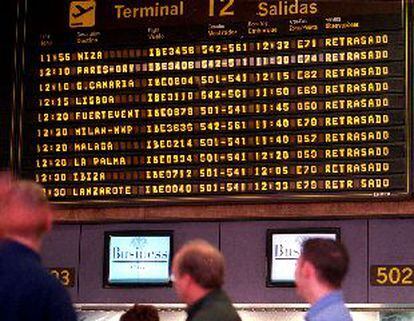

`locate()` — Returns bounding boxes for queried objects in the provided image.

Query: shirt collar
[306,290,344,320]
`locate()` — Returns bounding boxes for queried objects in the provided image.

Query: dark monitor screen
[266,228,340,287]
[104,230,173,287]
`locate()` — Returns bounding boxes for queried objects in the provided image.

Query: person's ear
[181,273,193,287]
[302,260,316,279]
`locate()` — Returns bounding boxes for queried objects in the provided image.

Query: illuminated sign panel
[266,228,339,287]
[103,231,173,287]
[18,0,412,204]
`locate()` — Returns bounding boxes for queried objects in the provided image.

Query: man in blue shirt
[295,238,353,321]
[0,176,77,321]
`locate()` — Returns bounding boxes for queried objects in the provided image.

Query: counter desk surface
[76,303,414,321]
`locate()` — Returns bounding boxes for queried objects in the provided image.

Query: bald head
[0,176,52,243]
[173,239,224,289]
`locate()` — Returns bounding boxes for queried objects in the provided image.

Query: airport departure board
[18,0,412,204]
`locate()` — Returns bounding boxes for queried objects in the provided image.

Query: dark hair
[301,238,349,288]
[175,239,224,289]
[120,305,159,321]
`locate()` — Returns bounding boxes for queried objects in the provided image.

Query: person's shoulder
[0,253,48,290]
[193,298,241,321]
[0,242,42,273]
[314,301,352,321]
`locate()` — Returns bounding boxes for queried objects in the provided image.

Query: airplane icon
[72,5,94,18]
[69,0,96,28]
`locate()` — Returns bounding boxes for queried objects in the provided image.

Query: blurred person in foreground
[295,238,353,321]
[0,174,77,321]
[172,239,241,321]
[120,304,159,321]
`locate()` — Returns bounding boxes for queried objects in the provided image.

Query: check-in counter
[76,304,414,321]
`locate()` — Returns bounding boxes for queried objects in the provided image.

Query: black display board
[17,0,412,204]
[0,0,15,171]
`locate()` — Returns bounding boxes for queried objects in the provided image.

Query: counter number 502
[370,265,414,286]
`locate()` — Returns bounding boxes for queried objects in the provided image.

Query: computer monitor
[104,230,173,287]
[266,228,340,287]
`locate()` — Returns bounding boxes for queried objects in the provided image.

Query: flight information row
[35,97,398,114]
[37,49,398,78]
[41,176,405,199]
[34,160,403,183]
[37,64,402,92]
[33,129,402,153]
[31,145,404,169]
[38,33,396,63]
[34,98,399,122]
[33,112,403,138]
[35,80,402,106]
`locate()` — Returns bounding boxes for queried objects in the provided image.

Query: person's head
[0,173,12,238]
[0,172,12,198]
[295,238,349,303]
[120,304,159,321]
[0,176,52,249]
[172,239,224,304]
